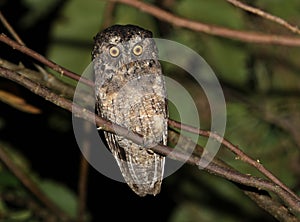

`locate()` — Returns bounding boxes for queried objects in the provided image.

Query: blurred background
[0,0,300,221]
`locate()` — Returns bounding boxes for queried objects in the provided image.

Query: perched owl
[92,24,168,196]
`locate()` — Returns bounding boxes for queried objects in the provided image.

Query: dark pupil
[111,49,118,55]
[135,48,140,53]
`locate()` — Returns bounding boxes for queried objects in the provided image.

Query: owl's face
[92,24,162,94]
[92,24,159,67]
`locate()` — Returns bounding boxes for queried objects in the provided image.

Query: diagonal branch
[110,0,300,47]
[168,130,299,222]
[226,0,300,35]
[168,119,300,202]
[0,11,25,45]
[0,66,299,216]
[0,34,93,87]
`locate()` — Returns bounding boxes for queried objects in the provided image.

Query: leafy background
[0,0,300,221]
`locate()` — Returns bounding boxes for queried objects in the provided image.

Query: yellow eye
[109,46,120,57]
[132,44,143,56]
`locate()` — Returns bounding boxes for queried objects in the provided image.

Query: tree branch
[110,0,300,47]
[101,1,117,29]
[168,129,300,222]
[0,34,93,87]
[0,58,75,100]
[0,11,25,45]
[226,0,300,35]
[0,66,299,217]
[168,119,300,203]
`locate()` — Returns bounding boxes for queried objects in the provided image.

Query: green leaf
[8,210,32,221]
[39,180,78,218]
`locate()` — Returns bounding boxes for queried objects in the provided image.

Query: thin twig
[0,11,50,79]
[226,0,300,35]
[0,34,94,87]
[168,119,300,203]
[244,190,300,222]
[0,58,75,99]
[0,145,70,221]
[0,11,25,45]
[111,0,300,47]
[0,66,299,214]
[101,1,117,29]
[77,123,91,222]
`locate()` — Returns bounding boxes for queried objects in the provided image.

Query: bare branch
[0,11,52,79]
[111,0,300,47]
[101,1,117,29]
[0,11,25,45]
[0,66,299,216]
[0,58,75,99]
[168,129,299,222]
[226,0,300,35]
[168,119,300,203]
[0,34,93,87]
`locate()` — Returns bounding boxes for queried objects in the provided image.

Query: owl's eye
[132,44,143,56]
[109,46,120,57]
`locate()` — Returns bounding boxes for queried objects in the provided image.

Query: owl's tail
[104,132,165,196]
[117,148,165,197]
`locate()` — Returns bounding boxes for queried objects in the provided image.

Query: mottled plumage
[92,25,168,196]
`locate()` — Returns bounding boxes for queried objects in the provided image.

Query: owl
[92,24,168,196]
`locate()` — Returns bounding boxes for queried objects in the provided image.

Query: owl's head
[92,24,162,93]
[92,24,158,63]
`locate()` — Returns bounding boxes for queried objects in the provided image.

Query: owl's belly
[101,91,167,145]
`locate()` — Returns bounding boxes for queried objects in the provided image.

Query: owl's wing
[103,131,165,196]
